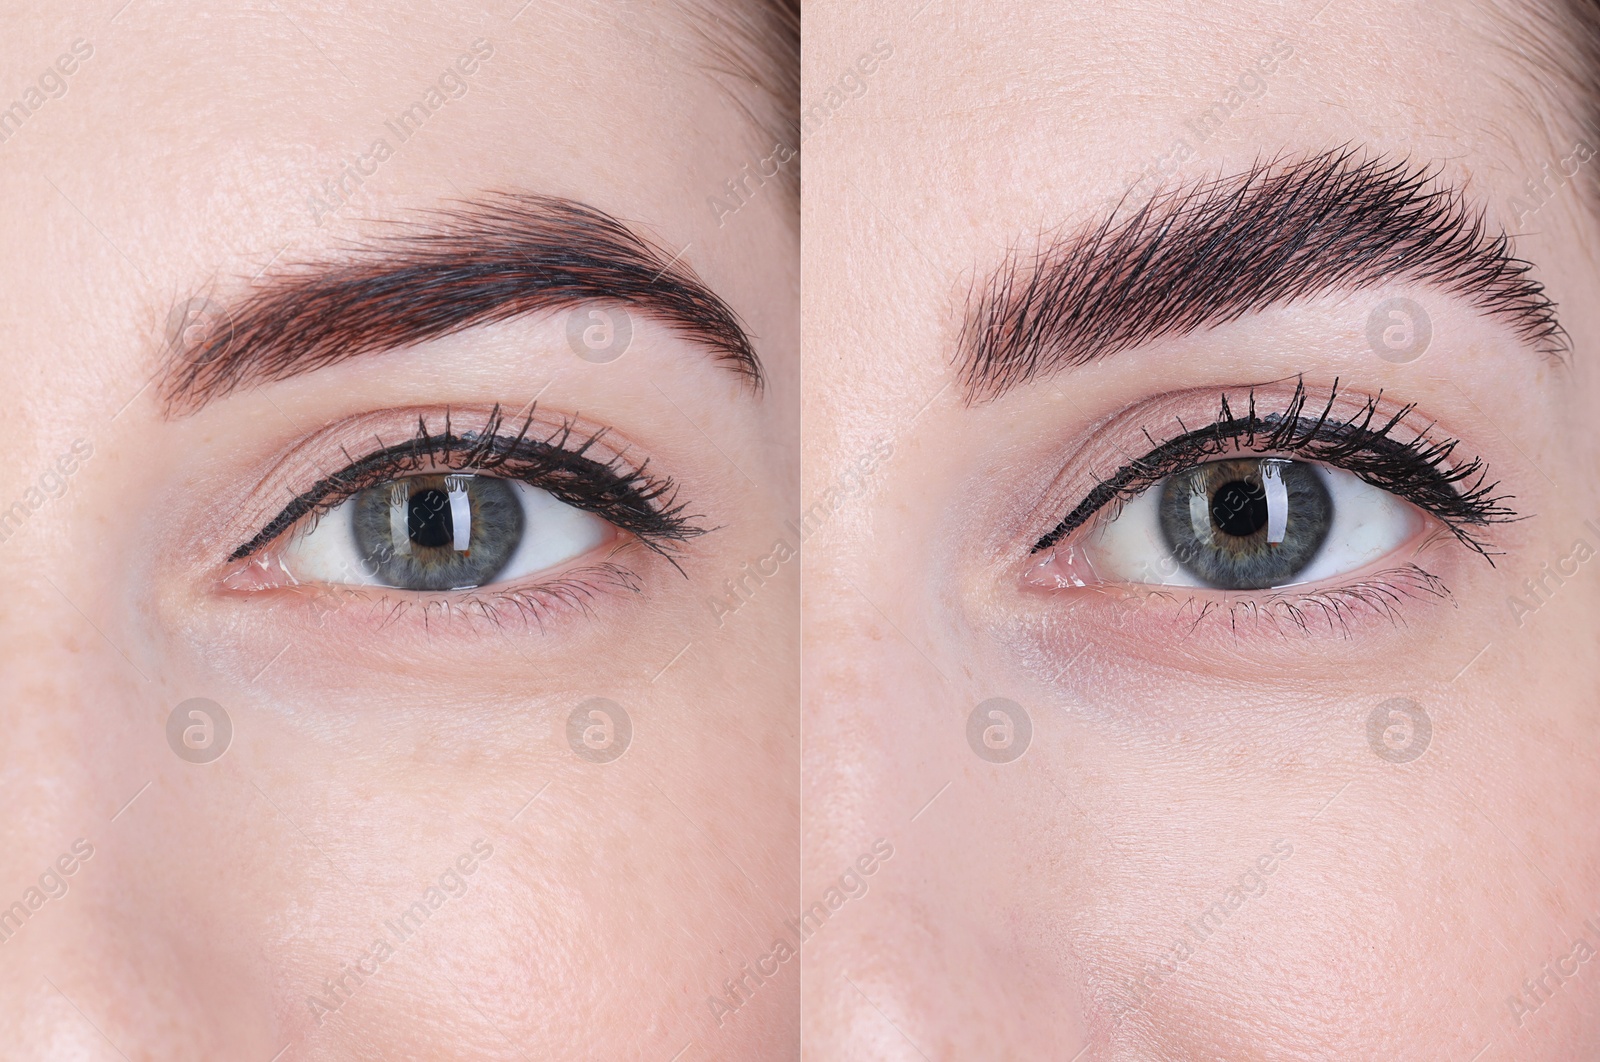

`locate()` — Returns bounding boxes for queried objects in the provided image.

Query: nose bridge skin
[803,519,1090,1057]
[0,427,120,877]
[0,484,136,1048]
[0,436,280,1056]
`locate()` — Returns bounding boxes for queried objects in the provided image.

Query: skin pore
[803,0,1600,1059]
[0,2,796,1059]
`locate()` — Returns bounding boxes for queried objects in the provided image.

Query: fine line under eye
[1032,379,1518,557]
[228,406,707,563]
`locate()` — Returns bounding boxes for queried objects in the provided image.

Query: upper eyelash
[228,406,707,562]
[1032,378,1519,557]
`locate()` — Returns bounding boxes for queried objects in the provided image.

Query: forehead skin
[804,0,1600,1059]
[0,1,796,1059]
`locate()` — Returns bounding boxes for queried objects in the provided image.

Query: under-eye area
[219,405,708,629]
[1021,379,1518,634]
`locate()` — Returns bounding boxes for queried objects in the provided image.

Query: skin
[804,1,1600,1059]
[0,2,797,1059]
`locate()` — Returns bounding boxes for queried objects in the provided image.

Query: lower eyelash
[1097,564,1451,639]
[288,562,643,633]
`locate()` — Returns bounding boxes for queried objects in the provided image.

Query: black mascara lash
[228,406,706,562]
[1033,379,1517,557]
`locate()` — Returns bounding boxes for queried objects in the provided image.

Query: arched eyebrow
[160,193,762,415]
[957,148,1568,403]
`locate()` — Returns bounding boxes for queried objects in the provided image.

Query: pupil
[407,488,454,548]
[1211,479,1268,538]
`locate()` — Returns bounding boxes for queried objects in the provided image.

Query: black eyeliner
[228,406,706,562]
[1032,379,1518,556]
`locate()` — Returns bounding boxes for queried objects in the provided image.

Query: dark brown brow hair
[958,149,1565,404]
[161,193,761,414]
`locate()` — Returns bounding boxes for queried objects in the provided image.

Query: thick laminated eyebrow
[1031,382,1517,556]
[959,149,1566,403]
[227,408,707,563]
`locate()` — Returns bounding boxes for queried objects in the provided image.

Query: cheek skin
[987,577,1600,1059]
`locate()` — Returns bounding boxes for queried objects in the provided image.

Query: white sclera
[280,480,612,588]
[1084,462,1423,589]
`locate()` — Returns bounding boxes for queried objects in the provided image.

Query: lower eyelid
[1103,564,1453,638]
[220,560,648,637]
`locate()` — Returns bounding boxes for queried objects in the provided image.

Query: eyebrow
[161,193,761,413]
[957,149,1567,403]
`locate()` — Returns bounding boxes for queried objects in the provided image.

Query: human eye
[1024,380,1519,626]
[222,406,705,618]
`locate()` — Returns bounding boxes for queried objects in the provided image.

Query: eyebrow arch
[958,148,1567,403]
[160,193,761,414]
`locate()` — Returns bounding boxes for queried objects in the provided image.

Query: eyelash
[1034,378,1519,560]
[228,405,707,565]
[1103,564,1453,637]
[314,562,645,633]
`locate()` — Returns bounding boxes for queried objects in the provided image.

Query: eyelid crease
[1031,378,1518,557]
[226,405,707,564]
